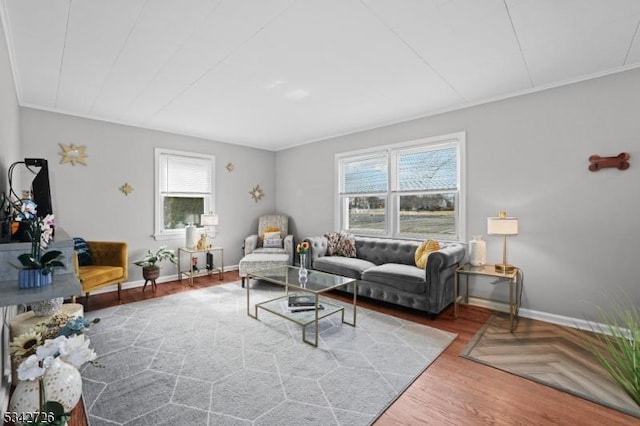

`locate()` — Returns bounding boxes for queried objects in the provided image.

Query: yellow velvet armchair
[73,241,128,301]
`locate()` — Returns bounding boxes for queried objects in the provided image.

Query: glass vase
[298,254,308,279]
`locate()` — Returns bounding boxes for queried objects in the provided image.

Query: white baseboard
[467,297,623,335]
[86,265,239,296]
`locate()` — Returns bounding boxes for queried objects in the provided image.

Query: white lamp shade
[487,216,518,235]
[200,213,219,226]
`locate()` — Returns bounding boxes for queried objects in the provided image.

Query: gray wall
[0,19,19,188]
[0,12,19,406]
[19,108,277,281]
[276,68,640,323]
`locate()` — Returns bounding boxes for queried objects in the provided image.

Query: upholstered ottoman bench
[239,252,290,287]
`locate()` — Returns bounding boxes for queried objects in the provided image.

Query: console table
[177,247,224,286]
[454,263,522,331]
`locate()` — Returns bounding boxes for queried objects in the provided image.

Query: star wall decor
[250,185,264,202]
[59,143,88,166]
[119,182,134,196]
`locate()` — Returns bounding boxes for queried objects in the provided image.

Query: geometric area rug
[461,313,640,419]
[80,281,457,425]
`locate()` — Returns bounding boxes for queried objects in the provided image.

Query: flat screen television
[26,158,53,218]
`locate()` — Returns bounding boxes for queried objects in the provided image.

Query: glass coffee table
[246,266,357,347]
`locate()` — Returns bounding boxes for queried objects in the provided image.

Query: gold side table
[178,247,224,286]
[454,263,521,331]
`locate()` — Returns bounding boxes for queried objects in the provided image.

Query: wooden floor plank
[74,272,638,425]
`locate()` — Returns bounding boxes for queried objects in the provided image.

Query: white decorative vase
[469,235,487,266]
[185,223,197,249]
[30,297,64,316]
[9,358,82,416]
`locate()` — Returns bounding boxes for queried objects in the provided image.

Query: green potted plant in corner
[133,246,177,283]
[585,300,640,407]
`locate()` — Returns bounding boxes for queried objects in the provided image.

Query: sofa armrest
[284,235,294,264]
[423,242,466,313]
[243,235,258,256]
[73,251,80,278]
[426,243,466,273]
[304,237,328,268]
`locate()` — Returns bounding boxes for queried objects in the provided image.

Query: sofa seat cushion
[78,265,124,290]
[313,256,376,280]
[362,263,426,294]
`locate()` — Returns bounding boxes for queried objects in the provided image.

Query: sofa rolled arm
[426,243,466,273]
[243,235,259,256]
[304,236,328,267]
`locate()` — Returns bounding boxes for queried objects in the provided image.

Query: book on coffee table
[288,295,316,307]
[289,304,324,313]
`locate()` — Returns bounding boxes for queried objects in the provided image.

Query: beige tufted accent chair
[242,215,294,264]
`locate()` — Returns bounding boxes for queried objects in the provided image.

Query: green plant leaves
[586,302,640,407]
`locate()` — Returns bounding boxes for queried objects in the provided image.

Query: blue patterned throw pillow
[73,237,92,266]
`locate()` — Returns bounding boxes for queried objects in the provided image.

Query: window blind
[159,153,212,194]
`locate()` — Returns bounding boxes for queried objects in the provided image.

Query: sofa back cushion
[354,236,419,266]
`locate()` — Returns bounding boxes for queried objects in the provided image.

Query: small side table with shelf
[178,247,224,286]
[454,263,521,331]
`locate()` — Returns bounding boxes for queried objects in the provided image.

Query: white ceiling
[2,0,640,151]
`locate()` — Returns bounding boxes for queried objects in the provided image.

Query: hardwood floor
[77,272,639,426]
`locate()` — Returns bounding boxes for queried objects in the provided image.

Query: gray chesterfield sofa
[304,235,466,317]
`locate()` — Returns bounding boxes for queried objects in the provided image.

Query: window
[154,148,215,240]
[336,132,465,241]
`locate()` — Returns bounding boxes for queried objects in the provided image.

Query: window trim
[334,131,466,242]
[154,148,216,241]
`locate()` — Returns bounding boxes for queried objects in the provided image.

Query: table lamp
[200,212,219,243]
[487,211,518,273]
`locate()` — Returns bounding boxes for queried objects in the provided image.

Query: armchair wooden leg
[85,293,90,306]
[117,283,121,300]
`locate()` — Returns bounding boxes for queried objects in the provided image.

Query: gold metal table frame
[454,263,521,332]
[178,246,224,286]
[246,266,357,347]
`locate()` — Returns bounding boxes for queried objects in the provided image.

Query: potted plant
[133,246,177,281]
[12,199,64,288]
[585,300,640,407]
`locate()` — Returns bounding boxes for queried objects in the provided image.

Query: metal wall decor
[226,162,235,172]
[250,185,264,202]
[119,182,134,195]
[59,143,88,166]
[588,152,630,172]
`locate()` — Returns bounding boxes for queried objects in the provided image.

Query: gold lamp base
[495,263,515,274]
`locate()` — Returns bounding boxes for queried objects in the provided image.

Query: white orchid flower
[39,214,56,247]
[17,354,45,381]
[59,335,96,368]
[36,335,66,360]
